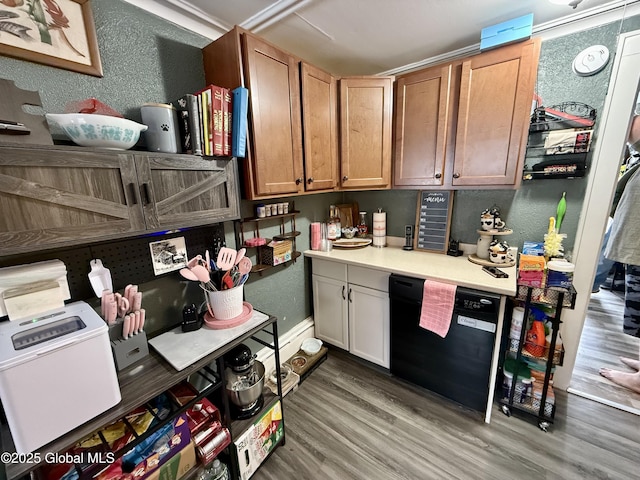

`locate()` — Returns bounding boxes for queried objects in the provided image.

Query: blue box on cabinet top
[480,13,533,51]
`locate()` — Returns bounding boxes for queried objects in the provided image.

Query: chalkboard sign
[414,191,453,253]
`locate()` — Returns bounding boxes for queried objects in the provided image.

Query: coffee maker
[224,344,265,419]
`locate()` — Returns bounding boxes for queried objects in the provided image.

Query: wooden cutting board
[0,78,53,145]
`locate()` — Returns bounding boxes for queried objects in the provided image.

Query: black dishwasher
[389,274,500,412]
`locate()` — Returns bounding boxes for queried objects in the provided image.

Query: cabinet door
[134,155,240,231]
[394,64,454,187]
[312,274,349,350]
[243,33,304,197]
[339,77,393,189]
[348,284,390,368]
[300,62,338,192]
[453,38,540,186]
[0,146,144,255]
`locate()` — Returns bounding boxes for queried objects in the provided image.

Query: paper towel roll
[373,211,386,247]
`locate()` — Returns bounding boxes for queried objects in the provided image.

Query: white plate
[332,238,372,248]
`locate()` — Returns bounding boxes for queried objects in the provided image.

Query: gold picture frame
[0,0,102,77]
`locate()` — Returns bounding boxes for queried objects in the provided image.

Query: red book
[211,85,224,156]
[222,87,232,156]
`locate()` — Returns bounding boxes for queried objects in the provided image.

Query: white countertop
[304,244,517,296]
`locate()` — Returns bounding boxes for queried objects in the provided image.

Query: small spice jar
[277,203,284,215]
[256,204,266,218]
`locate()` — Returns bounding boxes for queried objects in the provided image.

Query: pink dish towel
[419,280,457,338]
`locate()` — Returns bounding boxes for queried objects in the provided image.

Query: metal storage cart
[499,285,576,431]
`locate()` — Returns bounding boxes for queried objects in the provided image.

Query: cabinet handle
[453,172,460,179]
[295,177,303,185]
[342,175,348,182]
[348,288,352,303]
[128,183,139,205]
[141,183,151,205]
[307,178,314,184]
[435,173,442,179]
[342,285,346,300]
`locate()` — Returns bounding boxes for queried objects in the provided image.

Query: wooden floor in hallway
[253,348,640,480]
[569,288,640,414]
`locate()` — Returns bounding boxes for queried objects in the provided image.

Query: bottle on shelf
[198,458,229,480]
[357,211,368,238]
[327,205,338,241]
[333,205,342,239]
[525,307,546,357]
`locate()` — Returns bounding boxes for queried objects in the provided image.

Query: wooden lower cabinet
[312,259,390,368]
[0,145,240,256]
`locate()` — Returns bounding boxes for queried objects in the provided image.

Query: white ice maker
[0,301,121,454]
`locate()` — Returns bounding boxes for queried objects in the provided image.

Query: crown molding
[121,0,229,39]
[379,0,640,76]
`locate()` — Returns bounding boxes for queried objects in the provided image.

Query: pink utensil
[216,247,237,270]
[139,309,145,333]
[180,268,199,281]
[237,256,252,276]
[132,291,142,312]
[133,311,141,334]
[192,264,218,291]
[122,314,131,339]
[187,255,202,269]
[205,250,211,271]
[234,248,246,265]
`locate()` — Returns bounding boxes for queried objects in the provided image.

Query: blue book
[232,87,248,158]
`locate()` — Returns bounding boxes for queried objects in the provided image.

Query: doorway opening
[566,30,640,414]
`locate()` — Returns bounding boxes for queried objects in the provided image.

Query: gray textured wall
[0,0,208,120]
[1,0,638,339]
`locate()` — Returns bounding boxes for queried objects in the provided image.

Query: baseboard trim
[567,387,640,416]
[255,317,315,377]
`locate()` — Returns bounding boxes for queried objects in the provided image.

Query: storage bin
[480,13,533,51]
[260,240,292,266]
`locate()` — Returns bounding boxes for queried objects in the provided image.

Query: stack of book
[172,86,248,158]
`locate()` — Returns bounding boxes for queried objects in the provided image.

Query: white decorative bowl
[45,113,147,150]
[301,337,323,356]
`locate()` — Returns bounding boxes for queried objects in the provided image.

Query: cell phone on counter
[482,265,509,278]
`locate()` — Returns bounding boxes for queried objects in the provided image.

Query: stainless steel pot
[224,359,265,408]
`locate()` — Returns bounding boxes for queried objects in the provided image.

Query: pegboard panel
[0,224,226,303]
[89,224,226,293]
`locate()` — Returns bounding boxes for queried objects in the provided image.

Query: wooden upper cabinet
[340,77,393,189]
[453,38,541,186]
[394,64,455,187]
[300,62,338,192]
[242,33,304,197]
[392,38,540,189]
[0,145,241,256]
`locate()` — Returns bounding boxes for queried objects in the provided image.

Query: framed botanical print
[0,0,102,77]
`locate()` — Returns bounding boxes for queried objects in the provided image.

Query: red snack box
[184,398,221,434]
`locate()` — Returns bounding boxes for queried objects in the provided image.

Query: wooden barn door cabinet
[0,144,240,256]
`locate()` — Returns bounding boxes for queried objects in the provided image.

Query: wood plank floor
[253,349,640,480]
[569,288,640,413]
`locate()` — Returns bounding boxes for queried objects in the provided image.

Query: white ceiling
[128,0,640,75]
